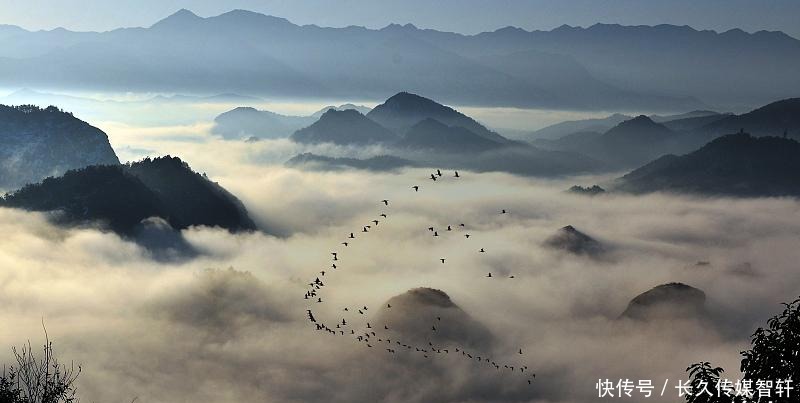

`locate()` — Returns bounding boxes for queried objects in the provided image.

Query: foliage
[0,330,80,403]
[685,297,800,403]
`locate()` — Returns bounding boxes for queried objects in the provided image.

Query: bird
[362,227,369,233]
[479,248,485,253]
[387,304,391,308]
[317,297,323,302]
[320,270,326,276]
[501,209,507,214]
[440,258,446,264]
[430,174,437,181]
[307,310,316,322]
[331,264,337,269]
[432,326,437,331]
[465,234,471,238]
[447,225,452,231]
[487,272,492,277]
[454,171,460,178]
[428,227,434,231]
[349,233,355,239]
[509,275,515,279]
[382,200,389,205]
[372,220,379,225]
[342,242,349,247]
[519,348,523,354]
[459,223,465,227]
[434,231,439,237]
[412,185,419,192]
[380,213,387,218]
[436,169,442,177]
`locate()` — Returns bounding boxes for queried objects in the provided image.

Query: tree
[685,296,800,403]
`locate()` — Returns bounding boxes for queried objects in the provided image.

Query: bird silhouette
[434,231,439,237]
[447,225,452,231]
[440,258,446,263]
[412,185,419,191]
[487,273,492,277]
[380,213,387,218]
[430,174,437,181]
[454,171,460,178]
[501,209,507,214]
[465,234,471,238]
[342,242,349,246]
[382,200,389,205]
[372,220,379,225]
[479,248,485,253]
[436,169,442,177]
[349,233,355,239]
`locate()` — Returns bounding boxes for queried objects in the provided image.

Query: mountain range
[533,98,800,169]
[0,104,119,190]
[212,103,371,140]
[283,91,603,176]
[615,132,800,197]
[1,9,798,110]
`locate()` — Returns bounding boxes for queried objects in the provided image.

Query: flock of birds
[303,169,536,386]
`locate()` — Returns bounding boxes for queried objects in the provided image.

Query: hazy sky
[1,0,799,38]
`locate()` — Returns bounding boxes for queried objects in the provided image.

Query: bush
[0,330,80,403]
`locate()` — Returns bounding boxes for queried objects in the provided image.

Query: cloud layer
[2,106,800,402]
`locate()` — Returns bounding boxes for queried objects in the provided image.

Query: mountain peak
[151,8,202,29]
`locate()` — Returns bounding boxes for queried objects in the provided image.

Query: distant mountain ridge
[0,9,796,110]
[0,104,119,190]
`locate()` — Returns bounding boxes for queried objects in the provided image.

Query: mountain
[544,225,604,256]
[367,92,509,143]
[0,105,119,191]
[285,92,606,176]
[527,113,631,141]
[0,11,797,110]
[310,104,372,119]
[394,118,507,153]
[285,153,416,171]
[616,133,800,197]
[212,107,315,140]
[620,283,706,321]
[0,156,256,234]
[372,287,493,349]
[700,98,800,138]
[659,113,731,132]
[537,115,679,168]
[290,109,398,145]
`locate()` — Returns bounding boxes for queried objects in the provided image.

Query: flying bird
[465,234,471,238]
[436,169,442,177]
[487,272,492,277]
[372,220,379,225]
[380,213,387,218]
[342,242,349,247]
[454,171,460,178]
[501,209,507,214]
[440,258,446,263]
[381,200,389,205]
[412,185,419,191]
[479,248,485,253]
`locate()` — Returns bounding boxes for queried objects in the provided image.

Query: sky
[1,0,799,38]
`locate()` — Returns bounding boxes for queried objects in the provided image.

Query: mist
[2,126,799,401]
